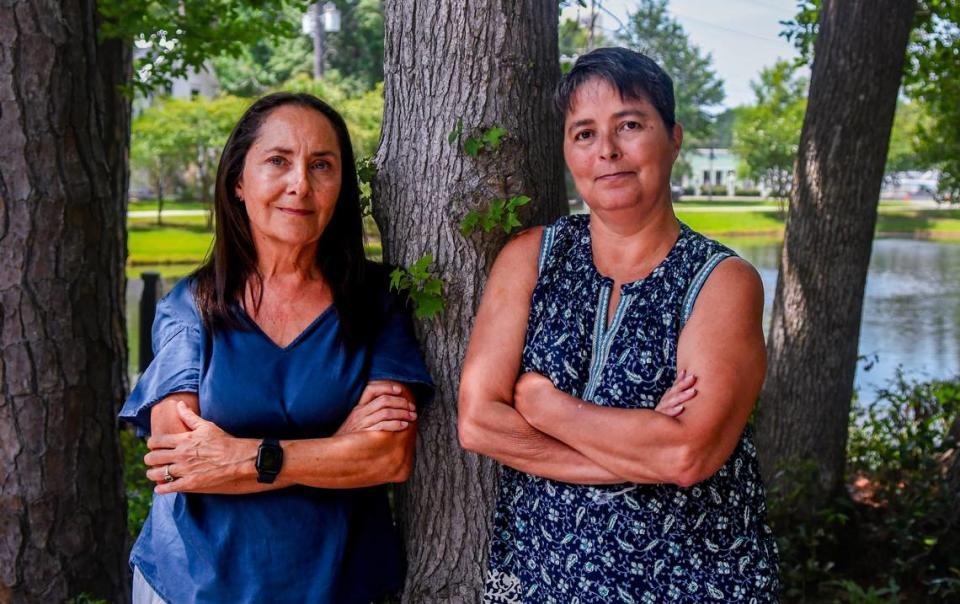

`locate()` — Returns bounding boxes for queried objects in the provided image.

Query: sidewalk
[128,209,208,218]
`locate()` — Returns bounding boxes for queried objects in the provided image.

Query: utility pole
[313,2,326,78]
[588,0,597,50]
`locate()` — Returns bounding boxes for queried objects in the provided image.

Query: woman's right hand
[335,380,417,435]
[655,370,698,417]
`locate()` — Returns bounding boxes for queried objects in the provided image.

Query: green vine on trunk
[389,254,445,319]
[448,118,508,157]
[460,194,531,235]
[356,156,376,217]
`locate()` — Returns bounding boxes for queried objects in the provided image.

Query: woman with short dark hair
[120,92,432,603]
[459,48,779,601]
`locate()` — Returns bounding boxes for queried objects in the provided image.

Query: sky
[561,0,802,109]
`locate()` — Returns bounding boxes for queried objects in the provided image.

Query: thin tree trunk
[377,2,565,601]
[0,1,131,601]
[756,0,917,506]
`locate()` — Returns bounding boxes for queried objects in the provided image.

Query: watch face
[257,445,283,473]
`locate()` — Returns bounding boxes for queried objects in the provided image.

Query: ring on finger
[163,464,175,483]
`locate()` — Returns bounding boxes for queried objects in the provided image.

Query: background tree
[0,2,131,600]
[2,1,320,600]
[906,1,960,202]
[885,99,929,177]
[212,4,314,97]
[617,0,724,144]
[130,95,251,227]
[782,0,960,201]
[732,60,808,200]
[558,14,610,58]
[376,2,567,601]
[756,0,917,509]
[325,0,385,90]
[131,110,182,224]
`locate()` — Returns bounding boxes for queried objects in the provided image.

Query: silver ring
[163,465,175,483]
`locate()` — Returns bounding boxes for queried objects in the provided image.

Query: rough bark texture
[0,1,131,602]
[756,0,917,504]
[377,1,566,601]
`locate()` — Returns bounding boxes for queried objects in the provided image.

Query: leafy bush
[121,428,152,539]
[701,184,728,196]
[735,188,763,196]
[846,373,960,597]
[770,372,960,602]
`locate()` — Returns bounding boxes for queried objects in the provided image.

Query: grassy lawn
[876,209,960,236]
[676,210,785,234]
[126,207,960,266]
[128,223,213,265]
[129,199,207,212]
[675,198,775,207]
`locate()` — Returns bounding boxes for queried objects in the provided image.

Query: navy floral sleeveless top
[484,215,779,603]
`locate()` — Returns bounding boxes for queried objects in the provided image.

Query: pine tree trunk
[376,2,566,601]
[756,0,917,505]
[0,2,131,601]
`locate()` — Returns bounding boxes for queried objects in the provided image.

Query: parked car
[671,184,683,202]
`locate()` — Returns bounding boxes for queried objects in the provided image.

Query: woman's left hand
[144,401,257,495]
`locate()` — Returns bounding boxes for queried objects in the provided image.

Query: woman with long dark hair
[120,92,432,603]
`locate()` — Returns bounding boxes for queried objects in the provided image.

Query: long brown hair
[192,92,376,346]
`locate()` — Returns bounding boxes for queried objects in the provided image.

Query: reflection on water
[126,240,960,403]
[729,238,960,401]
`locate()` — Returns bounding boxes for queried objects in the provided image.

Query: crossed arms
[457,227,766,487]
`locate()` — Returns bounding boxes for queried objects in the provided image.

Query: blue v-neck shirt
[120,276,433,603]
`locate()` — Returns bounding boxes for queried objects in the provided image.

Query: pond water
[126,238,960,402]
[730,238,960,401]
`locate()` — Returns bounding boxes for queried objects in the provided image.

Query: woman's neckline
[581,215,687,291]
[236,302,336,352]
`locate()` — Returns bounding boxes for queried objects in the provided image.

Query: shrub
[770,372,960,602]
[735,188,762,196]
[121,428,152,538]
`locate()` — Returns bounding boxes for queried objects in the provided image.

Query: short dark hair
[193,92,376,346]
[555,47,676,130]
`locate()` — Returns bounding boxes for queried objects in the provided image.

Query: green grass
[876,209,960,236]
[128,216,211,231]
[128,223,213,265]
[125,207,960,267]
[676,198,778,207]
[676,210,786,235]
[129,199,207,212]
[677,208,960,239]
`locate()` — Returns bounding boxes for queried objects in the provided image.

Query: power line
[728,0,792,14]
[667,9,785,44]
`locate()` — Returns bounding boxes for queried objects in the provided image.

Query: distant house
[132,45,220,115]
[880,170,940,199]
[679,148,767,197]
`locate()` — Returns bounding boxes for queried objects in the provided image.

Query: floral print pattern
[484,215,779,603]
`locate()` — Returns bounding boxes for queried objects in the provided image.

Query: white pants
[132,566,167,604]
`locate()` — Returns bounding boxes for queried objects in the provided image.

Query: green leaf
[448,117,463,145]
[423,277,444,296]
[463,137,482,157]
[507,194,531,209]
[409,254,434,277]
[481,126,508,149]
[503,213,522,233]
[460,211,481,236]
[413,295,444,319]
[389,267,405,291]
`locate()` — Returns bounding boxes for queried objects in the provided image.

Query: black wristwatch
[255,438,283,484]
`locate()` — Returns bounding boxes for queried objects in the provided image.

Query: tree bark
[0,1,131,602]
[756,0,917,506]
[376,2,566,601]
